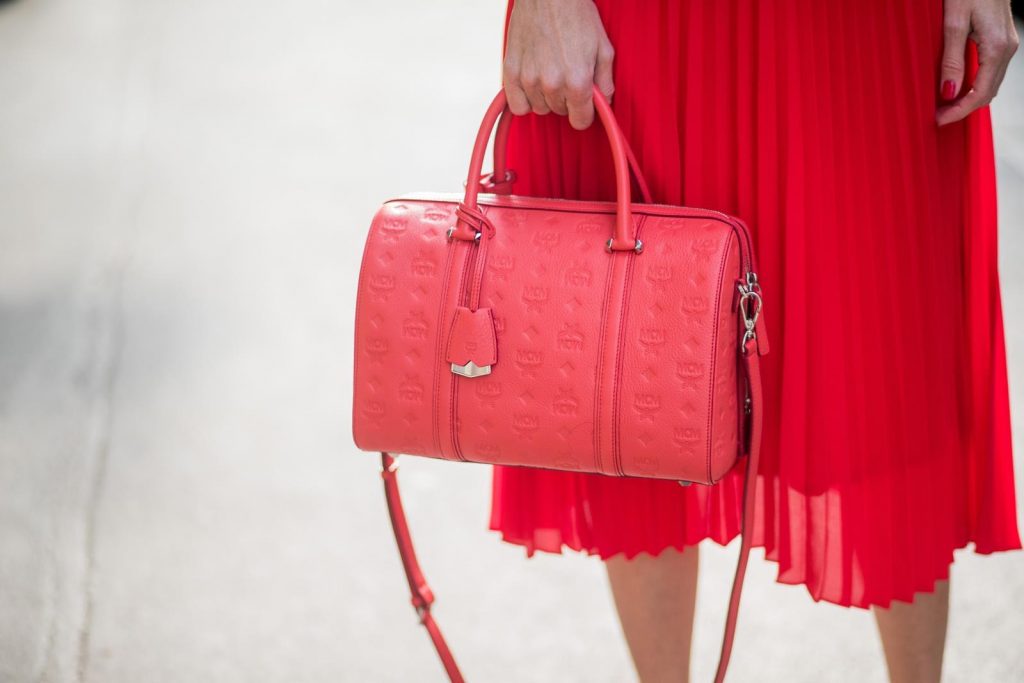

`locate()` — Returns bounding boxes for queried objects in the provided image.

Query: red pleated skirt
[486,0,1022,609]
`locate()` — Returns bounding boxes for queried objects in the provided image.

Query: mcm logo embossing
[680,295,710,316]
[505,210,530,226]
[402,310,429,339]
[366,337,389,362]
[532,229,560,250]
[557,323,584,351]
[422,206,451,222]
[634,453,660,472]
[552,388,579,416]
[411,251,435,277]
[675,361,705,390]
[645,264,673,290]
[633,393,661,421]
[676,444,702,464]
[638,328,667,355]
[477,443,502,459]
[380,216,407,242]
[563,260,592,287]
[511,412,540,439]
[475,381,502,407]
[368,273,396,301]
[522,285,549,313]
[362,399,386,425]
[574,220,602,234]
[673,426,702,446]
[514,348,543,376]
[398,374,424,403]
[488,254,515,281]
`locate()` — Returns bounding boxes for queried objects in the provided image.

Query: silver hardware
[744,394,752,415]
[446,226,482,242]
[451,360,491,378]
[605,237,644,253]
[385,454,400,472]
[737,276,762,346]
[678,480,693,487]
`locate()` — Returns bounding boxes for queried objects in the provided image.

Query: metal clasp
[450,360,491,378]
[605,237,644,254]
[447,226,482,242]
[737,272,762,347]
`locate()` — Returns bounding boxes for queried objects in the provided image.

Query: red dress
[487,0,1022,608]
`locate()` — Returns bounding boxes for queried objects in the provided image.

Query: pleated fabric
[487,0,1022,608]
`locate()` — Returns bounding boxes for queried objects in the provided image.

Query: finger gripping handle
[460,84,648,252]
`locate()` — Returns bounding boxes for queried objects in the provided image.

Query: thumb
[939,12,969,101]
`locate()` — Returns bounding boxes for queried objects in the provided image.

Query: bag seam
[706,230,736,484]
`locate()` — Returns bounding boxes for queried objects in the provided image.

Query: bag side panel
[617,217,739,483]
[708,236,742,482]
[352,200,458,457]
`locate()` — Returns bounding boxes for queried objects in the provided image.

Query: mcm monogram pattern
[451,207,607,469]
[617,222,741,481]
[353,201,449,457]
[353,197,746,482]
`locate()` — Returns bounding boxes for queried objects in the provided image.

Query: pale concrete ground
[0,1,1022,681]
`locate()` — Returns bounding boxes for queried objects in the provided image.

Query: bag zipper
[389,193,759,278]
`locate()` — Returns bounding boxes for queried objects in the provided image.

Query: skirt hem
[486,524,1023,610]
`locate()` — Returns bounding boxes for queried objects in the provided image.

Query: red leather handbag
[352,84,769,683]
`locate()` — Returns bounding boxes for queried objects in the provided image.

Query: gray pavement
[1,1,1022,681]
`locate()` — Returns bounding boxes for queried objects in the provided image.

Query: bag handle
[457,84,650,253]
[482,95,655,208]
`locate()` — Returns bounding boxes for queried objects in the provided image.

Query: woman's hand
[502,0,615,130]
[936,0,1019,126]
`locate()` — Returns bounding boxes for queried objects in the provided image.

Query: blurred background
[1,1,1023,682]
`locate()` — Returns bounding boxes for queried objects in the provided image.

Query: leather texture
[355,196,754,482]
[353,84,769,682]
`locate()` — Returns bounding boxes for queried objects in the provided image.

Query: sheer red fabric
[486,0,1022,609]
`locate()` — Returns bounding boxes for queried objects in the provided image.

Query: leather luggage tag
[445,306,498,377]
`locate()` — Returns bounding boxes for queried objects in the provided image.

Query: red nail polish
[941,80,956,101]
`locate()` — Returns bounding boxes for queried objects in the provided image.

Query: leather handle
[460,84,647,252]
[486,101,655,206]
[473,108,514,194]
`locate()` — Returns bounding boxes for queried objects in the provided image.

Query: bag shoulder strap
[378,338,763,683]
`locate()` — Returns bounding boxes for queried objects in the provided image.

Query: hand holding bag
[352,84,769,682]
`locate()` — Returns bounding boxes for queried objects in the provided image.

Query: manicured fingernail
[941,80,956,101]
